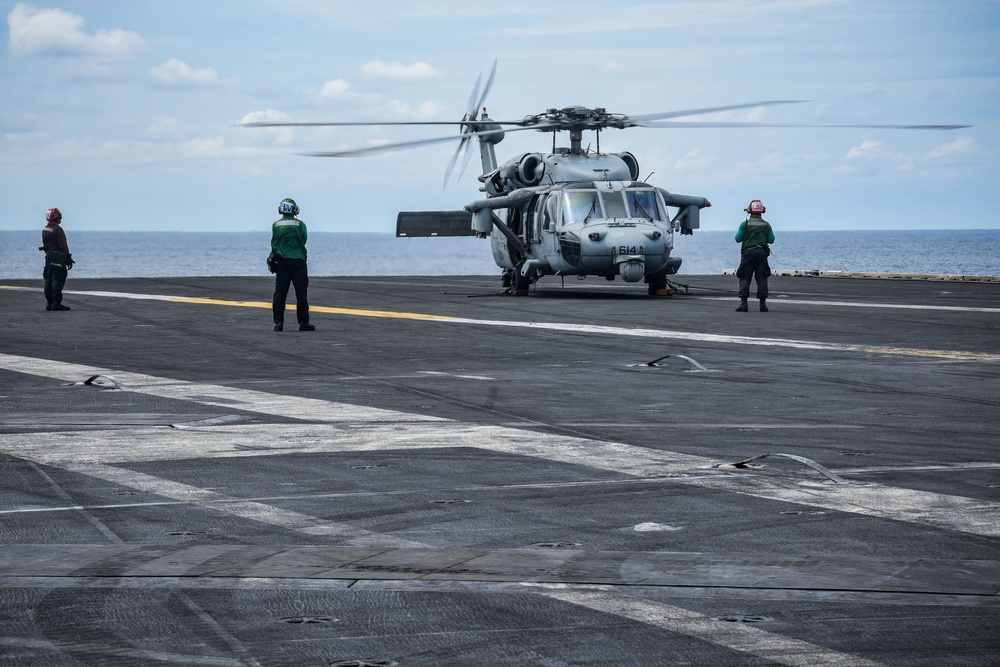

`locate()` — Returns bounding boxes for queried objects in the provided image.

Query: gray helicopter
[400,101,714,296]
[247,63,967,295]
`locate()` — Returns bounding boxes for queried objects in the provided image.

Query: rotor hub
[522,106,630,132]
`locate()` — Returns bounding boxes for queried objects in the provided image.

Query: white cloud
[238,109,296,146]
[360,60,442,81]
[149,58,235,87]
[386,99,446,119]
[726,152,788,180]
[181,136,226,158]
[598,60,626,75]
[495,0,839,36]
[925,136,974,160]
[7,3,144,58]
[318,79,351,99]
[146,117,184,139]
[672,147,716,173]
[240,109,293,125]
[3,129,49,145]
[846,140,884,159]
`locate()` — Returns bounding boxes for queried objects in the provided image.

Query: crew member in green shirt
[269,198,315,331]
[734,199,775,312]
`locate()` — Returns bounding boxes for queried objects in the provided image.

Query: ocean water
[2,229,999,280]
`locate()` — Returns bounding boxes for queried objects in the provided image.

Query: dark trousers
[272,258,309,325]
[43,264,68,305]
[737,247,770,300]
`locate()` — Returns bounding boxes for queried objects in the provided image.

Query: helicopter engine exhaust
[517,154,545,187]
[613,152,640,181]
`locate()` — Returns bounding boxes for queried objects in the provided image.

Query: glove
[66,254,74,270]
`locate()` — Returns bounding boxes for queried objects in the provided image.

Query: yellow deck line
[167,297,460,321]
[4,284,999,361]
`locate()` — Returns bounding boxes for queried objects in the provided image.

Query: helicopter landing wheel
[513,262,533,296]
[501,269,514,288]
[648,272,668,295]
[515,270,530,296]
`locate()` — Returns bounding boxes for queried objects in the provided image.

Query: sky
[1,0,998,234]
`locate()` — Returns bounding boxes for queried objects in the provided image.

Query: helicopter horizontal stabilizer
[396,211,476,238]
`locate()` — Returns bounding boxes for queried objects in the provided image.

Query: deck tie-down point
[717,453,849,485]
[631,354,711,372]
[63,374,129,391]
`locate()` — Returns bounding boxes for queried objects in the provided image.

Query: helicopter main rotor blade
[627,100,807,124]
[242,120,493,128]
[301,123,533,159]
[638,120,971,130]
[303,133,476,158]
[300,114,967,159]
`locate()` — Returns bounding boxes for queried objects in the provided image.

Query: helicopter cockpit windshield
[561,188,666,225]
[562,191,603,225]
[626,189,664,221]
[599,190,629,219]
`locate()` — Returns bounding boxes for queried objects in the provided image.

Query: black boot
[759,299,768,312]
[51,302,71,311]
[736,299,748,312]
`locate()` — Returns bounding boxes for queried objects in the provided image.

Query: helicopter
[246,63,968,295]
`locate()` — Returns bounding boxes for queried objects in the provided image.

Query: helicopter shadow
[512,286,658,301]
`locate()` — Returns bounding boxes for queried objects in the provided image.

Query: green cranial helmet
[278,198,299,216]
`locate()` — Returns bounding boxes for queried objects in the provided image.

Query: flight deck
[1,274,998,666]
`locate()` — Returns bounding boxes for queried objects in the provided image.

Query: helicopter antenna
[643,172,655,182]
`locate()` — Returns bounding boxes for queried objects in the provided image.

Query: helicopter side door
[525,196,540,244]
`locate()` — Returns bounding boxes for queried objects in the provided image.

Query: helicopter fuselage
[485,180,678,280]
[462,147,709,293]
